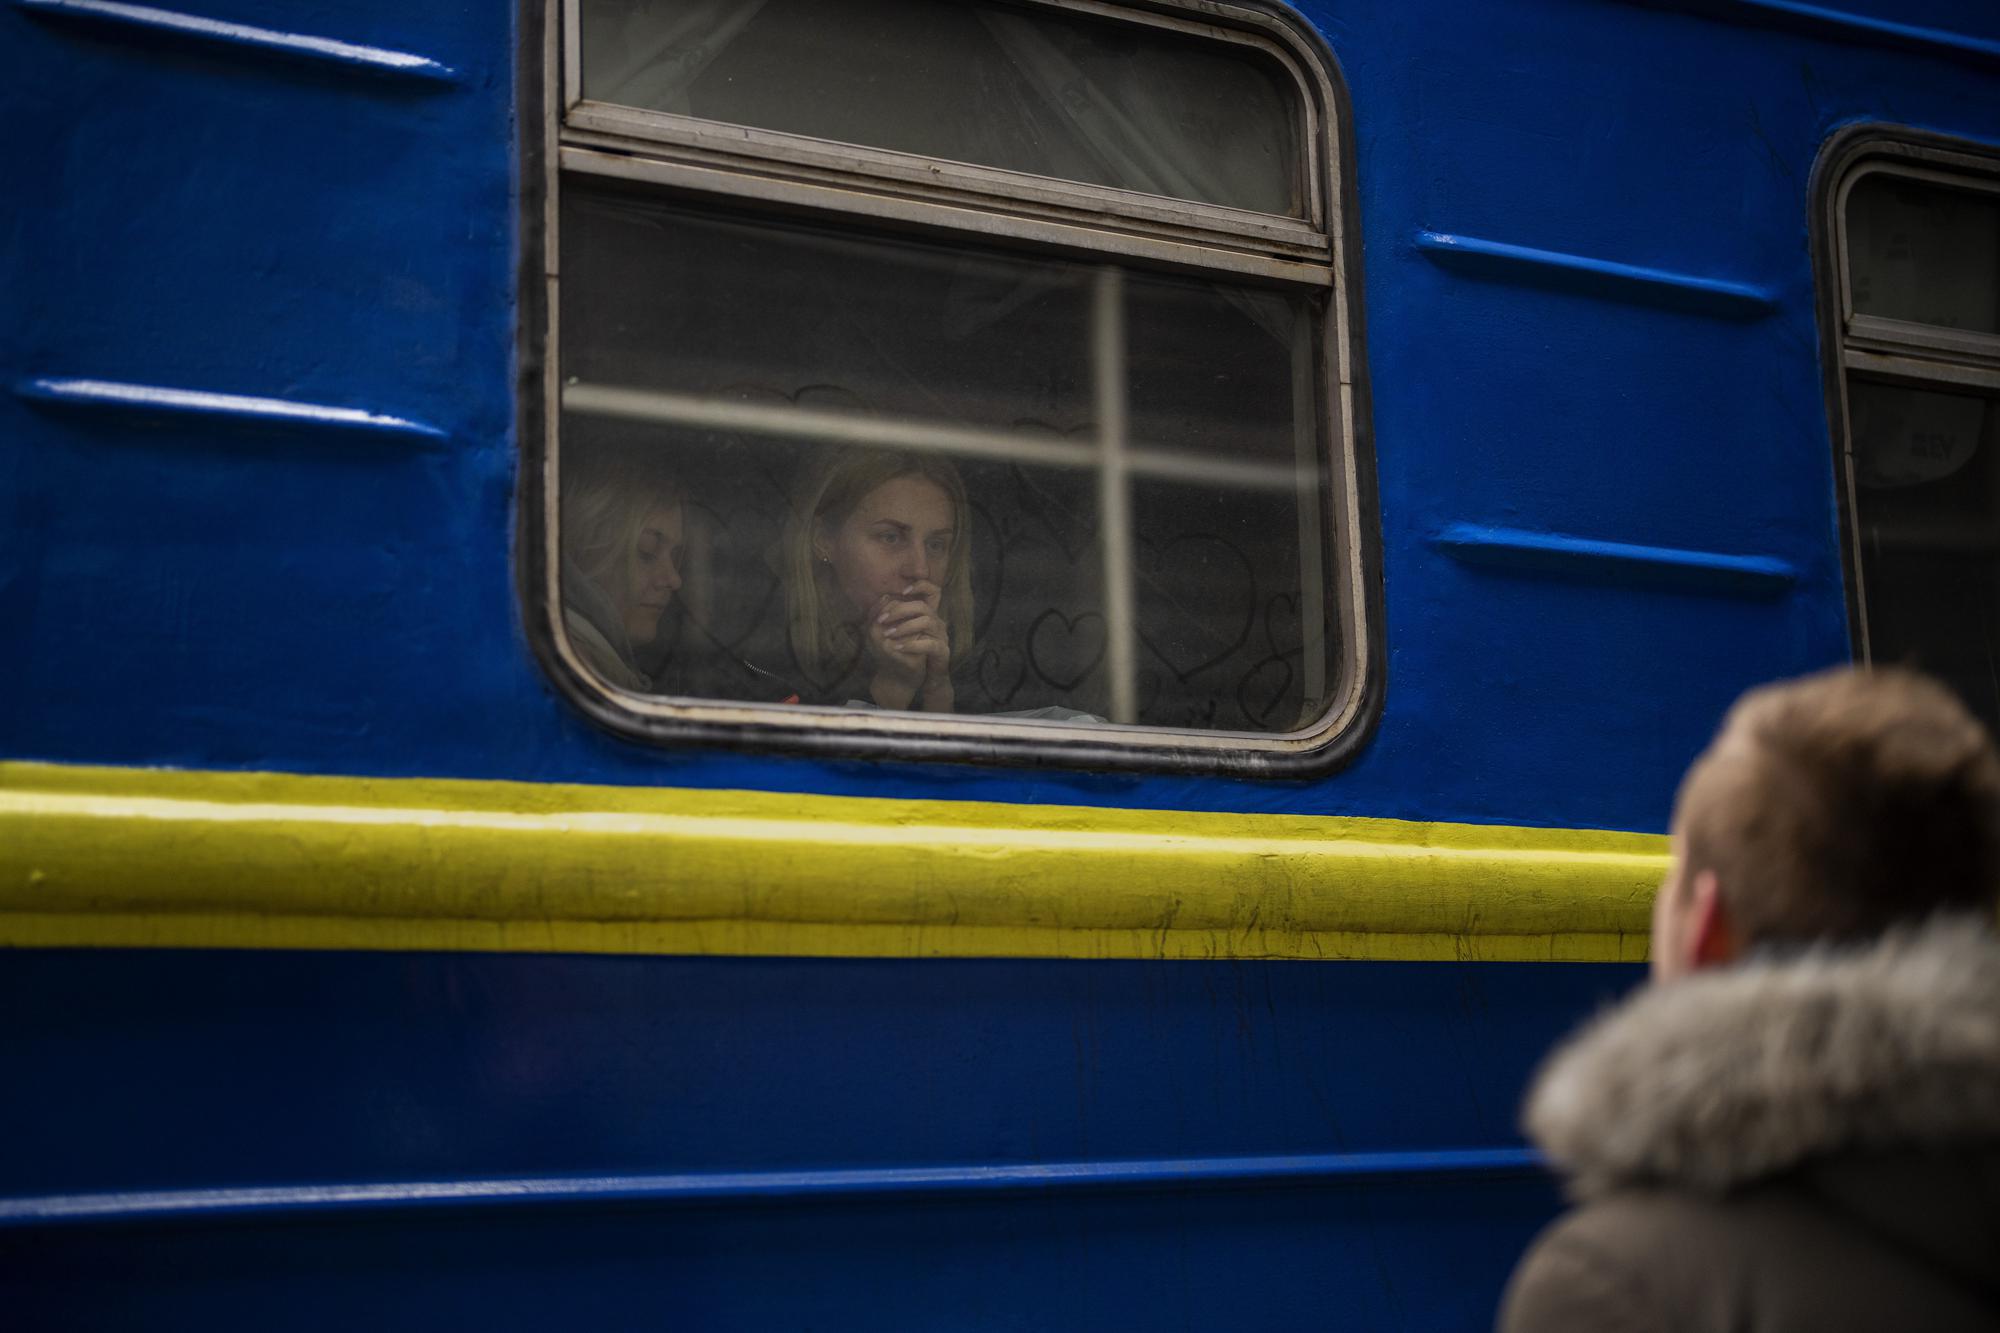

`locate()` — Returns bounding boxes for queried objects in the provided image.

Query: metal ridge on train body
[0,761,1662,961]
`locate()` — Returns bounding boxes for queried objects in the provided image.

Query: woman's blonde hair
[784,446,975,683]
[560,442,687,598]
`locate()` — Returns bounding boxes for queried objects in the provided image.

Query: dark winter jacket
[1499,916,2000,1332]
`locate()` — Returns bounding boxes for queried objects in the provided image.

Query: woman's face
[818,476,955,618]
[621,501,685,646]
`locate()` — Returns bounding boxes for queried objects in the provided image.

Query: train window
[1845,174,2000,335]
[534,0,1376,772]
[1822,135,2000,732]
[571,0,1304,217]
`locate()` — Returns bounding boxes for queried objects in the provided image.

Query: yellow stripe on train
[0,762,1662,962]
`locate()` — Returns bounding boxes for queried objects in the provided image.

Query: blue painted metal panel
[1433,523,1799,598]
[16,375,451,445]
[8,0,1998,827]
[1,1177,1568,1330]
[3,1150,1551,1226]
[0,952,1631,1193]
[0,951,1636,1329]
[1411,230,1780,319]
[12,0,462,81]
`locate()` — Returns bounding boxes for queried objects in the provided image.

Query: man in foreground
[1499,667,2000,1331]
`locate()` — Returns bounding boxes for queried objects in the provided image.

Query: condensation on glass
[544,0,1364,759]
[1834,155,2000,731]
[573,0,1303,216]
[1846,174,2000,334]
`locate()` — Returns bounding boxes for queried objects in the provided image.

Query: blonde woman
[785,447,974,711]
[559,442,688,692]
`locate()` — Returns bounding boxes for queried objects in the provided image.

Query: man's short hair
[1675,666,2000,945]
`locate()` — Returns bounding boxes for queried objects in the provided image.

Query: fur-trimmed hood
[1525,915,2000,1200]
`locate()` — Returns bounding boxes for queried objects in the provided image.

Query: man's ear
[1686,869,1741,970]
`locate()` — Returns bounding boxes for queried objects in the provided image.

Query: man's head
[1652,667,2000,982]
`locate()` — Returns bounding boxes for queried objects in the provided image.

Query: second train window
[1825,140,2000,731]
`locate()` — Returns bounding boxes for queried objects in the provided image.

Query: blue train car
[5,0,1999,1326]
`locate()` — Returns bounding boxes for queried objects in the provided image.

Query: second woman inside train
[559,441,688,692]
[785,446,973,712]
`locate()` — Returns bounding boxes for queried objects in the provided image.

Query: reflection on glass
[576,0,1303,217]
[1852,382,1984,491]
[1850,380,2000,732]
[1847,174,2000,334]
[557,184,1337,733]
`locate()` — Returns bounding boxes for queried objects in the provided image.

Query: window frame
[519,0,1383,776]
[558,0,1330,265]
[1813,125,2000,664]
